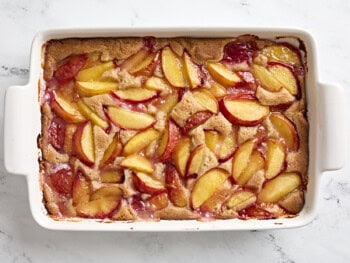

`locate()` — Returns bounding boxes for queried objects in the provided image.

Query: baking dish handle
[319,83,346,172]
[4,85,33,176]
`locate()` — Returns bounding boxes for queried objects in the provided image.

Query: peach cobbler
[39,35,308,221]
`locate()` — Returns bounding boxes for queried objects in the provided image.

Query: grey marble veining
[0,0,350,262]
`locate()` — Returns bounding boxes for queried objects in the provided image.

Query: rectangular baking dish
[3,28,346,231]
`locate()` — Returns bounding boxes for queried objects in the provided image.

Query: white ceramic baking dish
[3,28,346,231]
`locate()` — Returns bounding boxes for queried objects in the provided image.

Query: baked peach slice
[186,144,205,177]
[182,111,212,134]
[129,52,158,76]
[144,77,172,91]
[133,172,166,194]
[76,81,118,97]
[208,81,227,98]
[72,172,90,206]
[235,151,264,186]
[218,131,237,162]
[76,99,109,130]
[161,46,186,88]
[120,154,154,174]
[113,88,157,103]
[252,63,282,92]
[76,61,115,81]
[80,188,123,218]
[232,139,255,180]
[165,165,188,207]
[226,190,256,211]
[73,122,95,165]
[174,137,191,177]
[72,173,123,218]
[100,169,124,183]
[252,63,298,96]
[123,128,160,155]
[147,192,169,210]
[258,172,301,203]
[183,51,202,88]
[191,168,230,209]
[265,139,286,179]
[106,105,155,130]
[193,89,219,114]
[158,93,179,114]
[269,113,299,151]
[158,120,180,161]
[220,94,269,126]
[99,135,122,168]
[120,48,150,72]
[268,62,298,96]
[262,44,302,66]
[206,62,240,86]
[51,93,85,123]
[204,130,220,155]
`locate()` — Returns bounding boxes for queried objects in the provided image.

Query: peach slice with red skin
[99,135,122,169]
[174,137,191,177]
[206,62,241,86]
[133,172,166,194]
[73,122,95,165]
[158,120,180,161]
[165,165,188,207]
[269,113,299,151]
[220,94,270,126]
[265,139,286,179]
[123,128,160,156]
[183,51,202,88]
[186,144,205,177]
[51,93,85,123]
[182,111,212,134]
[191,168,230,209]
[161,46,186,88]
[120,154,154,174]
[113,88,158,103]
[258,172,302,203]
[106,105,155,130]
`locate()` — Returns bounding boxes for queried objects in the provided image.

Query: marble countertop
[1,0,350,262]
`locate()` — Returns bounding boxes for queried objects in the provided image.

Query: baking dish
[3,28,345,231]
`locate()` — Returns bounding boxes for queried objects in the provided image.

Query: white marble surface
[0,0,350,262]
